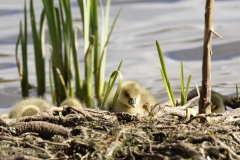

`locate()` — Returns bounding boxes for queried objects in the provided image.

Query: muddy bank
[1,106,240,160]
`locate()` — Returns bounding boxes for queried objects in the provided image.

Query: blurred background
[0,0,239,114]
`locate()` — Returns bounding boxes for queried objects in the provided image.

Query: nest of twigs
[1,104,240,160]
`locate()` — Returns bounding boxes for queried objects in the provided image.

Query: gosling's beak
[128,98,137,108]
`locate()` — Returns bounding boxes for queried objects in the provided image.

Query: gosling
[7,97,52,118]
[60,98,83,108]
[187,87,236,113]
[107,81,157,114]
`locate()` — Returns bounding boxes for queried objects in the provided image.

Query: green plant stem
[84,36,95,108]
[21,1,29,97]
[100,60,123,110]
[30,0,46,96]
[97,5,123,99]
[156,40,176,107]
[42,0,66,104]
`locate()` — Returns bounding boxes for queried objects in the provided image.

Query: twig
[210,28,222,39]
[66,106,97,121]
[0,135,22,141]
[230,132,240,145]
[214,137,240,159]
[81,152,89,160]
[129,147,136,160]
[105,129,123,157]
[155,105,186,118]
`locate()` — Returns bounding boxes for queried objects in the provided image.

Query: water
[0,0,240,115]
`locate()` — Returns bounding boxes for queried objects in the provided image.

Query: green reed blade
[30,0,45,96]
[56,68,68,98]
[15,23,22,79]
[76,25,84,37]
[156,40,175,106]
[97,4,122,98]
[112,62,123,107]
[100,60,123,110]
[100,6,122,53]
[74,27,83,99]
[196,83,200,96]
[91,0,99,99]
[185,75,192,101]
[21,1,29,97]
[77,0,84,29]
[82,0,90,55]
[84,36,95,107]
[42,0,66,104]
[49,54,56,104]
[111,70,123,107]
[59,0,74,97]
[180,61,185,105]
[160,68,175,107]
[40,9,46,55]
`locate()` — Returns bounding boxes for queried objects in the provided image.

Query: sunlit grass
[180,61,192,106]
[42,0,67,105]
[100,60,123,110]
[15,0,28,97]
[156,40,176,107]
[156,40,192,107]
[30,0,46,96]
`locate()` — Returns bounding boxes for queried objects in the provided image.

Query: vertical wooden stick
[199,0,214,114]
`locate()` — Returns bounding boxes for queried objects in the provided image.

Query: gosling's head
[118,81,142,108]
[1,113,9,119]
[21,105,41,117]
[60,98,83,108]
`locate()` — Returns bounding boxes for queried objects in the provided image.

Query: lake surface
[0,0,240,115]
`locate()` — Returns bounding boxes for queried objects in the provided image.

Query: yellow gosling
[1,113,9,119]
[21,105,41,117]
[60,98,83,108]
[188,88,235,113]
[108,81,157,114]
[8,97,52,118]
[210,92,227,113]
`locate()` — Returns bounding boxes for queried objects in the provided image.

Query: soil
[1,106,240,160]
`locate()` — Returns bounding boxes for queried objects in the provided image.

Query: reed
[96,2,122,102]
[16,0,121,107]
[15,0,29,97]
[78,0,122,105]
[42,0,67,105]
[30,0,46,96]
[156,40,176,107]
[100,60,123,110]
[156,41,192,107]
[180,61,192,105]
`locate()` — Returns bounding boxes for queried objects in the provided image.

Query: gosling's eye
[124,92,129,97]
